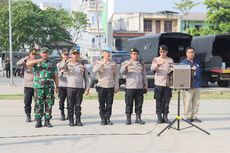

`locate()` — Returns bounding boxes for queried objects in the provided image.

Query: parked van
[191,33,230,87]
[127,32,193,87]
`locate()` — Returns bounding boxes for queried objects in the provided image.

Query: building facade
[180,13,208,32]
[111,11,180,50]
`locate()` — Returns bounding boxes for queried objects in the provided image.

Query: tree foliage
[70,11,90,44]
[204,0,230,33]
[186,27,214,36]
[0,0,89,51]
[174,0,200,14]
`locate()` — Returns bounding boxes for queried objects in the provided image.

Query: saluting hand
[36,58,44,63]
[66,58,73,63]
[125,61,132,68]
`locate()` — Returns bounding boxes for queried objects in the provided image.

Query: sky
[32,0,207,13]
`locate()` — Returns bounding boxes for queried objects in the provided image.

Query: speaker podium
[157,64,210,136]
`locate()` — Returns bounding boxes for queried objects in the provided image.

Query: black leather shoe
[44,119,53,128]
[106,118,113,125]
[101,118,107,125]
[186,118,193,123]
[35,119,42,128]
[69,117,74,126]
[26,114,31,122]
[126,114,131,125]
[157,114,163,124]
[163,114,171,124]
[60,111,65,121]
[193,118,202,123]
[75,116,83,126]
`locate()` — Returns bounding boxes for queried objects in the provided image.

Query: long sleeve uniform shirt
[120,59,148,89]
[93,60,119,89]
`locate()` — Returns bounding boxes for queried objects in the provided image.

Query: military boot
[35,118,42,128]
[26,113,31,122]
[135,114,145,124]
[157,114,163,124]
[75,116,83,126]
[44,119,53,128]
[69,116,74,126]
[106,116,113,125]
[126,114,131,125]
[163,114,171,123]
[100,113,107,125]
[60,110,65,121]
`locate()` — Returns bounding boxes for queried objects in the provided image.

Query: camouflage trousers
[34,88,54,119]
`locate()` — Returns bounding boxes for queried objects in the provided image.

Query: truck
[127,32,193,87]
[191,33,230,87]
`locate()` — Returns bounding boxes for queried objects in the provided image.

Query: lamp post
[8,0,14,85]
[96,0,102,53]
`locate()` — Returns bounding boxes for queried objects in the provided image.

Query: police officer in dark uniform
[57,49,69,121]
[93,48,119,125]
[120,48,148,125]
[151,45,174,124]
[65,48,90,126]
[16,49,37,122]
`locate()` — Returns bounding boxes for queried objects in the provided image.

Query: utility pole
[96,0,102,53]
[8,0,14,85]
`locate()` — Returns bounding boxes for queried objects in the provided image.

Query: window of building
[144,19,152,32]
[156,20,161,33]
[164,21,172,32]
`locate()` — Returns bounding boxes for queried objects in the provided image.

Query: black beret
[130,48,139,53]
[159,45,168,51]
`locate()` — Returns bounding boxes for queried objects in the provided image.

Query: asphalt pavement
[0,76,230,153]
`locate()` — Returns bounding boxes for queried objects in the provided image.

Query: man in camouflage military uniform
[57,49,69,121]
[93,48,119,125]
[120,48,148,125]
[27,47,59,128]
[16,49,37,122]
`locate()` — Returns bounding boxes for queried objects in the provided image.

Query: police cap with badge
[71,46,80,54]
[62,49,69,55]
[40,47,49,53]
[30,48,37,55]
[130,48,139,53]
[159,45,168,52]
[102,47,113,53]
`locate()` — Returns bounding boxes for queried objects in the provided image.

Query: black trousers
[97,87,114,118]
[125,89,144,114]
[154,85,172,114]
[67,87,84,117]
[24,87,34,114]
[58,87,68,111]
[6,68,10,78]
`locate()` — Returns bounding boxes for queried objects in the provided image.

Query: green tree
[174,0,200,14]
[70,11,90,44]
[0,0,73,50]
[204,0,230,33]
[186,27,214,36]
